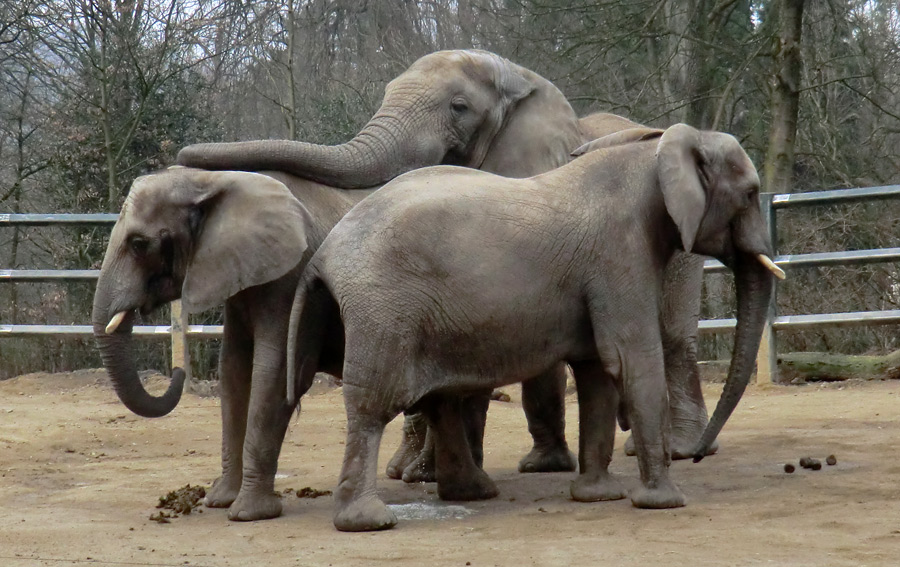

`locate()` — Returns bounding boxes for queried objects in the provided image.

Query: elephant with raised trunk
[95,50,588,521]
[287,124,783,531]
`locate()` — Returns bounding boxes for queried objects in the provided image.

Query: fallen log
[699,349,900,383]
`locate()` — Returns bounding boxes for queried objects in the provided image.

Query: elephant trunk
[92,278,185,418]
[176,109,444,189]
[691,254,775,462]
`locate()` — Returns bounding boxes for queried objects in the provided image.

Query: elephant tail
[286,270,340,407]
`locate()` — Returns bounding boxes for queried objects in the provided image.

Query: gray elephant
[387,112,719,485]
[94,50,587,522]
[287,124,784,531]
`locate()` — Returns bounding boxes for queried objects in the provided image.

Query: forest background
[2,0,899,380]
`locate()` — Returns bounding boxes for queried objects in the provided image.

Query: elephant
[95,49,588,522]
[386,112,718,486]
[286,124,784,531]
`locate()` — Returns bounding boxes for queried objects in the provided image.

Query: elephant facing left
[93,167,361,521]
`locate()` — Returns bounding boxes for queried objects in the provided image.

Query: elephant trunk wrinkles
[691,256,774,462]
[176,110,441,190]
[92,279,185,418]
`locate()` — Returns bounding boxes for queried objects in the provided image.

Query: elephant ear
[656,123,708,253]
[180,170,309,313]
[472,51,584,176]
[462,50,538,171]
[571,127,664,157]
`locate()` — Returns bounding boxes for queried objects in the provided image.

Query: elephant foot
[227,491,283,521]
[437,469,499,502]
[203,475,241,508]
[623,434,718,460]
[333,496,397,532]
[630,480,686,509]
[401,452,436,483]
[386,438,425,480]
[518,444,577,473]
[570,472,627,502]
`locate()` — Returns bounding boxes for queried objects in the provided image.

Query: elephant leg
[623,252,715,459]
[401,389,490,483]
[386,413,428,479]
[401,425,436,483]
[569,361,627,502]
[424,394,498,502]
[617,335,686,510]
[205,304,251,509]
[228,333,294,522]
[663,252,715,459]
[518,364,577,473]
[462,391,490,469]
[333,382,397,532]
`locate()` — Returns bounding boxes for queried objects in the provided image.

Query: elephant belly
[412,297,595,392]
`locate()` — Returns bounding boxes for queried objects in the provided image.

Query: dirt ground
[1,370,899,567]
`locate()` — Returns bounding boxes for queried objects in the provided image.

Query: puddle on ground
[387,502,475,521]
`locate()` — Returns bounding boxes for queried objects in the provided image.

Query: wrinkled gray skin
[288,124,777,531]
[96,50,586,521]
[93,168,368,521]
[391,113,715,485]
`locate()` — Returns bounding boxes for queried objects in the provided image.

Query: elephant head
[92,168,309,417]
[652,124,784,461]
[176,50,581,186]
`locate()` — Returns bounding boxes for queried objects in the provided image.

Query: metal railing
[3,184,900,382]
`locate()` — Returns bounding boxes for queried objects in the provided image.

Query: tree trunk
[763,0,806,194]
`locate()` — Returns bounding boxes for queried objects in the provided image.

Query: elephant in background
[96,49,587,522]
[287,124,782,531]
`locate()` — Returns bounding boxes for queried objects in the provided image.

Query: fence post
[755,193,778,384]
[170,300,191,387]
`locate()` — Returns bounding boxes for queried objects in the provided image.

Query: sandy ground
[1,370,899,567]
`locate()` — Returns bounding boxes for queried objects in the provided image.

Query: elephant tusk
[757,254,786,280]
[105,311,128,334]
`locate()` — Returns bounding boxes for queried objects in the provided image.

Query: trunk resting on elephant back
[692,255,775,462]
[176,114,438,190]
[92,286,185,418]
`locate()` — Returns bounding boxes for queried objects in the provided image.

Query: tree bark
[763,0,806,194]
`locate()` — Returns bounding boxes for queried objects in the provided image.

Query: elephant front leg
[333,384,396,532]
[228,339,294,521]
[386,413,428,479]
[518,364,577,473]
[425,394,498,502]
[620,341,686,509]
[661,252,714,459]
[205,308,251,509]
[569,362,627,503]
[623,252,715,460]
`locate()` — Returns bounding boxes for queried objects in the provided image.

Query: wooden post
[170,300,191,387]
[756,193,779,384]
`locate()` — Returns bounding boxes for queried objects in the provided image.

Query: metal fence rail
[4,183,900,382]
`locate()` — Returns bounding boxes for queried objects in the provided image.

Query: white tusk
[757,254,786,280]
[105,311,128,334]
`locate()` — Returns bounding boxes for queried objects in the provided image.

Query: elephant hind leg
[569,361,627,503]
[518,364,577,473]
[334,381,397,531]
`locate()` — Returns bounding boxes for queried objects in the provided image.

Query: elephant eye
[129,236,150,257]
[450,99,469,114]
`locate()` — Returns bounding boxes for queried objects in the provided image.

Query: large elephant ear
[180,170,309,313]
[571,128,664,157]
[460,51,537,170]
[656,123,708,253]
